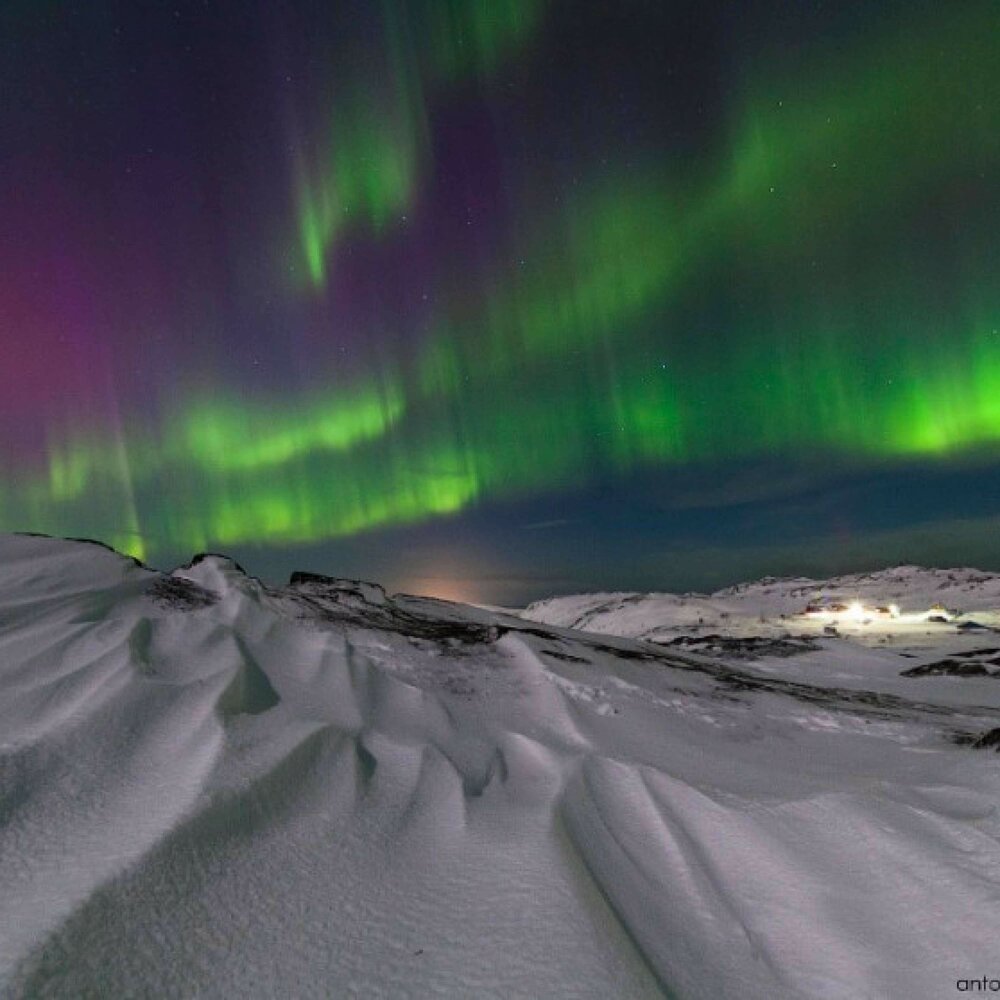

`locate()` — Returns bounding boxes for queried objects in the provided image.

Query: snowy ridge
[2,535,1000,998]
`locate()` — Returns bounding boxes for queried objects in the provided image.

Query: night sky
[2,1,998,604]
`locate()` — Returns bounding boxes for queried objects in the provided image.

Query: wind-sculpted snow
[1,536,1000,998]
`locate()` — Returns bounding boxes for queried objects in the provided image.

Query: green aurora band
[4,2,998,563]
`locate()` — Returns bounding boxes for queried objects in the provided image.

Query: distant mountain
[522,565,1000,641]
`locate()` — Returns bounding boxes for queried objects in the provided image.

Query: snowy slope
[2,535,1000,999]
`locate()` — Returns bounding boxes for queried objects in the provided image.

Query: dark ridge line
[289,570,383,593]
[289,570,476,609]
[10,532,269,594]
[13,531,152,571]
[181,552,251,577]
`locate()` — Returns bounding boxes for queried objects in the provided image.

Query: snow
[2,535,1000,998]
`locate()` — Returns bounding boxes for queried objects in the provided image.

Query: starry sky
[1,0,998,604]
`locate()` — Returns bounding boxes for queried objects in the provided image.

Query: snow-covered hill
[523,565,1000,644]
[2,535,1000,999]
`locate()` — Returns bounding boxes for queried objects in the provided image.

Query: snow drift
[1,534,999,998]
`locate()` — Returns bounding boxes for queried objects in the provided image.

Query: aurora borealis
[1,1,998,602]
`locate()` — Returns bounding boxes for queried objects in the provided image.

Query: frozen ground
[1,535,999,999]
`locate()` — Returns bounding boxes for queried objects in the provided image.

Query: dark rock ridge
[971,728,1000,750]
[653,634,820,661]
[146,576,219,610]
[902,655,1000,679]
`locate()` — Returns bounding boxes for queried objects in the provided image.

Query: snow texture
[2,535,999,998]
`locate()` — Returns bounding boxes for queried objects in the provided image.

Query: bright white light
[800,598,957,627]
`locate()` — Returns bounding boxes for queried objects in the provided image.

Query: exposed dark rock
[540,648,590,664]
[147,576,219,610]
[653,634,819,661]
[970,728,1000,750]
[901,659,994,678]
[285,582,503,645]
[289,573,387,605]
[182,552,250,576]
